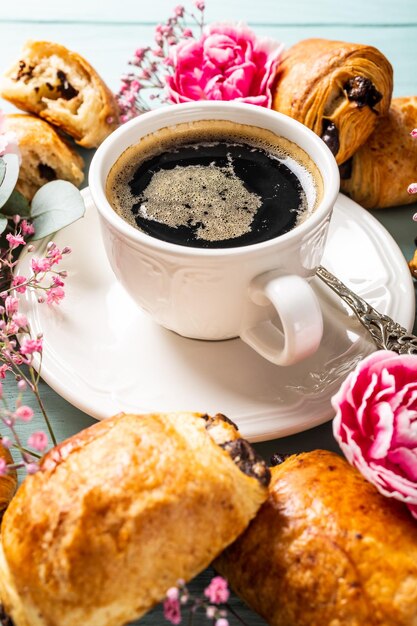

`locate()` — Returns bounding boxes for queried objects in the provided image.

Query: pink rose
[332,350,417,518]
[166,23,283,107]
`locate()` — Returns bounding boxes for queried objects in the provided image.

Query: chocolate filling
[339,157,353,180]
[321,120,340,156]
[0,605,14,626]
[270,453,292,467]
[202,413,238,431]
[220,438,271,487]
[344,76,382,110]
[56,70,79,100]
[15,60,34,82]
[38,163,57,181]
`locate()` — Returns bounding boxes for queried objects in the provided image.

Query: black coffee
[107,121,322,249]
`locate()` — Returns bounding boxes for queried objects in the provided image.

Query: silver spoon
[317,266,417,355]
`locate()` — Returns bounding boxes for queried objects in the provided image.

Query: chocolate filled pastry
[340,96,417,208]
[215,450,417,626]
[272,39,393,164]
[4,114,84,200]
[0,443,16,522]
[0,412,270,626]
[0,40,119,148]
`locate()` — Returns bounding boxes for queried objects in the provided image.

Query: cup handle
[240,272,323,366]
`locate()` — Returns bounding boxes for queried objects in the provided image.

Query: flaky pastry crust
[0,40,119,148]
[272,39,393,164]
[5,114,84,200]
[0,412,269,626]
[215,450,417,626]
[0,443,16,522]
[341,96,417,208]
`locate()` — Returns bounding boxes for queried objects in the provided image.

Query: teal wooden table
[1,1,417,624]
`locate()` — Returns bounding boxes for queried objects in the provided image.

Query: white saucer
[16,191,415,442]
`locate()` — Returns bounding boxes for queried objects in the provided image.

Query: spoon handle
[317,265,417,355]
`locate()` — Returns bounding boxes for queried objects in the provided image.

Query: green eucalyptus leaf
[0,215,7,234]
[1,190,30,217]
[0,153,20,210]
[31,180,85,240]
[0,158,5,188]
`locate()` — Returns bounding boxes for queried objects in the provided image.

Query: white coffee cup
[89,102,339,366]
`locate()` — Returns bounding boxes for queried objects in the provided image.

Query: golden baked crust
[0,40,119,148]
[0,412,269,626]
[272,39,393,164]
[409,248,417,279]
[4,114,84,200]
[0,442,16,522]
[341,96,417,208]
[215,450,417,626]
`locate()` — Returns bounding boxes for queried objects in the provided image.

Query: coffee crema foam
[106,120,324,247]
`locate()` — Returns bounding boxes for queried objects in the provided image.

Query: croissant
[0,40,119,148]
[215,450,417,626]
[0,442,16,522]
[340,96,417,208]
[0,412,270,626]
[4,114,84,200]
[272,39,393,164]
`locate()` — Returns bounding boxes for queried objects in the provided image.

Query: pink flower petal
[332,351,417,516]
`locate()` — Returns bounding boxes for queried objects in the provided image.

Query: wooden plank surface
[1,1,417,624]
[2,0,415,25]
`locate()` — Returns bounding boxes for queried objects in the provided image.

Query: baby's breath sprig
[116,1,205,121]
[0,215,70,476]
[163,576,249,626]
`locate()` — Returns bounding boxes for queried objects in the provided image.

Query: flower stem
[225,604,251,626]
[31,383,57,446]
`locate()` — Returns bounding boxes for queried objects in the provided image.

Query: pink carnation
[204,576,229,604]
[332,350,417,518]
[166,23,283,107]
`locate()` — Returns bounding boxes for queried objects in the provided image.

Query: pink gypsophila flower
[6,233,25,250]
[19,337,43,355]
[332,350,417,519]
[31,257,52,273]
[0,458,7,476]
[15,405,34,422]
[5,296,19,315]
[12,312,28,328]
[28,431,48,452]
[12,275,27,294]
[408,183,417,194]
[0,364,10,379]
[204,576,230,604]
[46,286,65,305]
[0,112,20,160]
[20,220,35,236]
[166,23,283,107]
[163,598,181,624]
